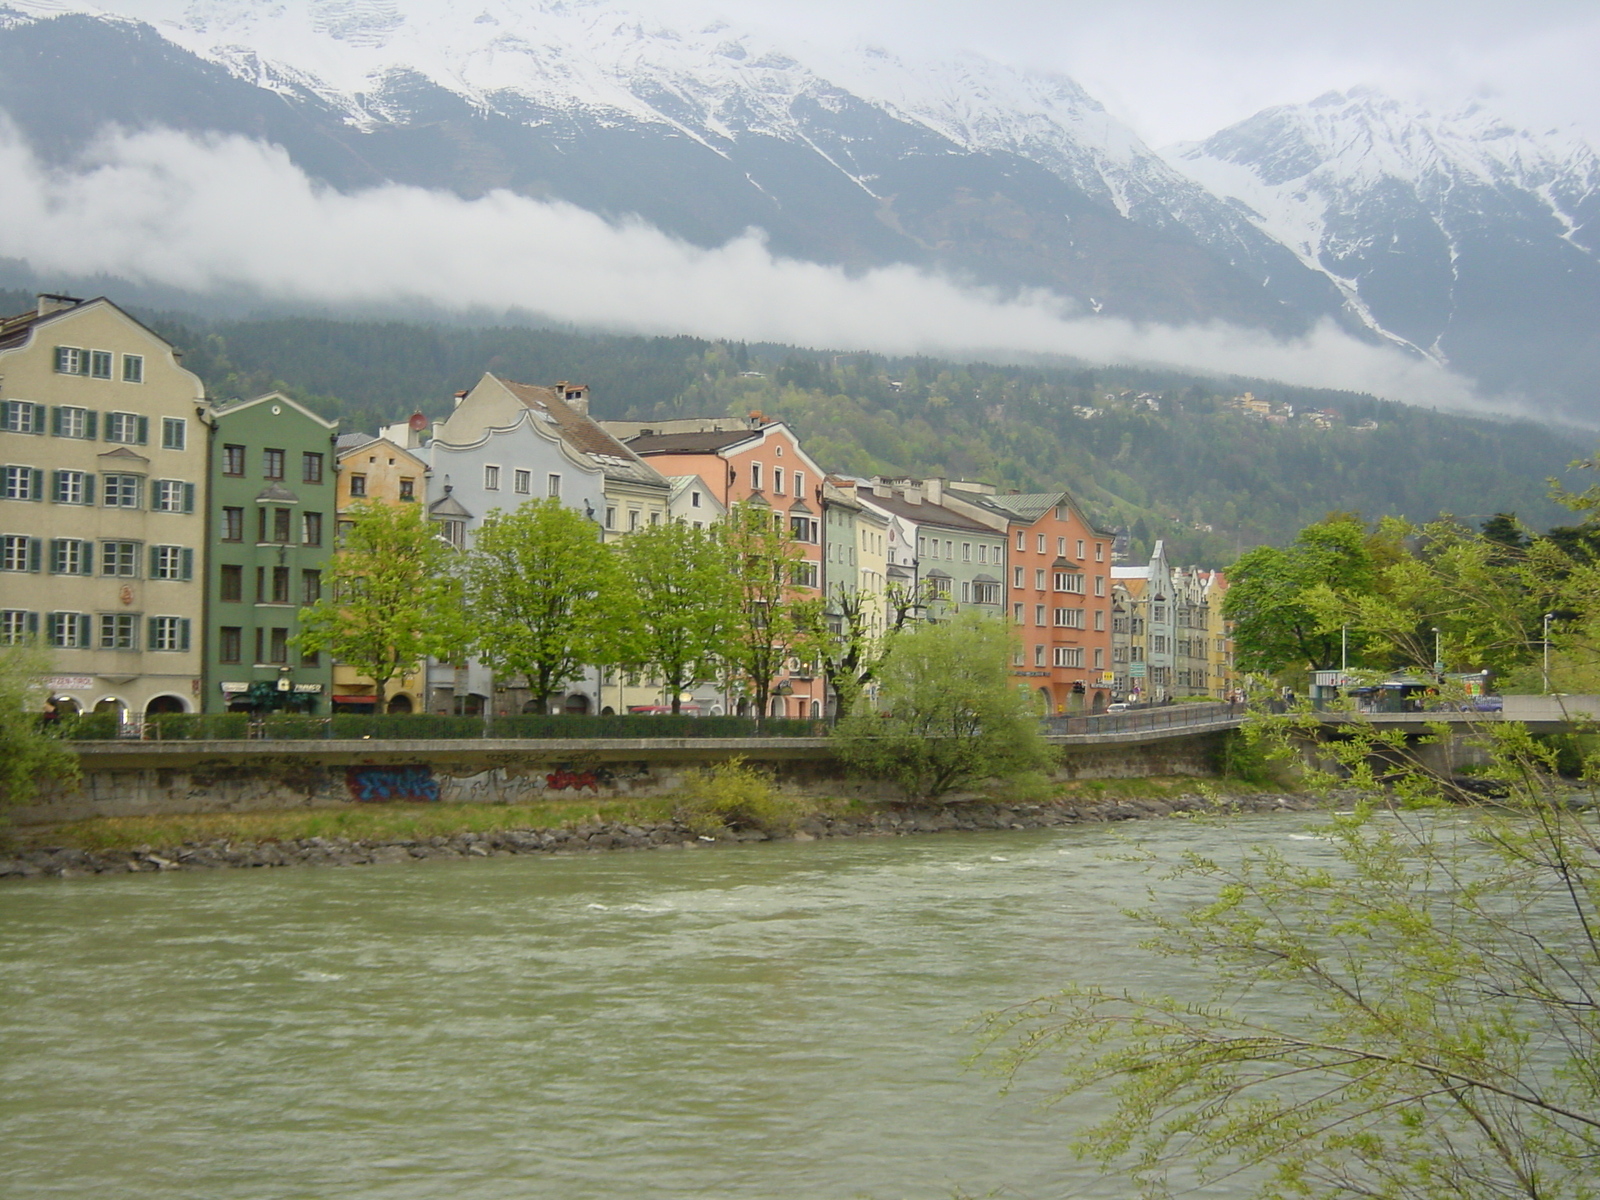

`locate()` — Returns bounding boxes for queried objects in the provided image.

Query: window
[1054,647,1084,668]
[1034,568,1045,590]
[161,418,186,451]
[547,474,561,498]
[1036,533,1046,554]
[484,465,500,490]
[629,510,640,532]
[50,538,89,575]
[513,470,530,495]
[1034,644,1046,667]
[105,412,147,444]
[1,534,35,572]
[974,581,1002,605]
[1053,608,1086,628]
[102,473,141,508]
[4,465,41,501]
[1094,575,1105,597]
[302,512,323,546]
[1094,609,1106,631]
[1058,537,1066,556]
[691,491,701,508]
[122,354,144,384]
[791,515,816,543]
[650,511,662,527]
[53,346,86,375]
[945,540,953,559]
[794,471,804,497]
[1035,604,1045,626]
[219,565,243,602]
[978,545,987,564]
[1012,566,1023,588]
[961,581,971,603]
[272,567,290,604]
[397,477,415,502]
[1094,648,1105,668]
[219,626,242,663]
[1,400,41,433]
[1095,543,1104,562]
[1077,539,1086,559]
[99,613,138,650]
[222,444,245,476]
[774,469,784,495]
[150,545,193,581]
[0,610,31,644]
[348,473,367,497]
[100,541,138,577]
[961,542,971,562]
[301,452,323,484]
[302,647,320,668]
[1013,603,1024,624]
[437,519,465,549]
[51,470,92,505]
[259,508,291,543]
[89,351,112,380]
[791,561,819,588]
[153,480,195,513]
[1153,604,1166,623]
[262,448,285,480]
[605,506,616,530]
[1153,635,1169,654]
[149,616,190,652]
[301,569,321,605]
[750,463,762,491]
[52,406,92,439]
[268,627,289,664]
[1054,572,1085,593]
[221,507,243,542]
[48,612,90,649]
[1016,530,1025,551]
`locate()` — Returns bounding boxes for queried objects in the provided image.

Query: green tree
[616,520,739,713]
[818,579,927,719]
[462,498,624,713]
[720,502,822,720]
[0,641,80,808]
[296,501,463,709]
[832,610,1056,801]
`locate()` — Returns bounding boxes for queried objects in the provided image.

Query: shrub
[674,757,801,838]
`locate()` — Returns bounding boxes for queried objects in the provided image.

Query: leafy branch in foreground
[977,708,1600,1200]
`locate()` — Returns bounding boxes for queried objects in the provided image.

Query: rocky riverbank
[0,789,1331,881]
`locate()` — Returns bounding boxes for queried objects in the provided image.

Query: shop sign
[1129,663,1147,678]
[45,676,94,690]
[293,683,324,693]
[219,682,249,694]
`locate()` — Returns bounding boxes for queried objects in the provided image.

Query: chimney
[452,390,468,408]
[924,478,943,505]
[36,293,83,317]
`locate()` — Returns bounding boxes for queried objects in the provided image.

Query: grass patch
[5,796,684,853]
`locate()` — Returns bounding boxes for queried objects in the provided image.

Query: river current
[1,815,1335,1199]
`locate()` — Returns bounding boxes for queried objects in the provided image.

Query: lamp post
[1544,612,1555,694]
[1431,626,1442,676]
[1341,624,1348,674]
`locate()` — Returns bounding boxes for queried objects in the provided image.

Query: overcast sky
[642,0,1600,145]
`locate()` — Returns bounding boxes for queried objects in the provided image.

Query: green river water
[0,815,1336,1199]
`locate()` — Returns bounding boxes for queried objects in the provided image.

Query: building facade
[206,393,339,712]
[0,296,210,722]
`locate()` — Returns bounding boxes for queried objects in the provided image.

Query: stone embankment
[0,790,1329,881]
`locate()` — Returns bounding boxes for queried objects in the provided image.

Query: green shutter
[178,618,191,653]
[135,415,149,445]
[53,347,68,373]
[146,616,158,648]
[84,411,97,440]
[182,482,195,514]
[83,474,95,506]
[29,468,42,501]
[77,613,91,645]
[50,470,63,503]
[50,406,63,437]
[149,545,161,577]
[27,538,40,573]
[25,611,38,637]
[28,402,41,433]
[180,548,194,581]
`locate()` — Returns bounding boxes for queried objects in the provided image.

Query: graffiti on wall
[345,765,441,803]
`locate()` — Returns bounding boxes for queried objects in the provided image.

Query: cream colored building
[0,295,210,722]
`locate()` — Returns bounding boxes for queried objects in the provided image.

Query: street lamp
[1544,612,1555,694]
[1431,626,1442,676]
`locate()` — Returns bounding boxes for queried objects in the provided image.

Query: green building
[205,393,338,713]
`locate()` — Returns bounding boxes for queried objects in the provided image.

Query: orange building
[610,416,828,718]
[944,485,1116,713]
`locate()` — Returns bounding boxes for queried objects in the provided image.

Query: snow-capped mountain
[1169,88,1600,402]
[0,0,1593,413]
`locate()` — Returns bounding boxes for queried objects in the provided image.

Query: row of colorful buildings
[0,296,1235,724]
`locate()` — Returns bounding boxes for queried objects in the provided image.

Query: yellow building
[0,295,210,723]
[328,430,430,713]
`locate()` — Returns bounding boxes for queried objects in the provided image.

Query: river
[0,815,1338,1199]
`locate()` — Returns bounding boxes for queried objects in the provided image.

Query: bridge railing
[1044,701,1243,738]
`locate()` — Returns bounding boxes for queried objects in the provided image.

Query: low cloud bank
[0,123,1486,409]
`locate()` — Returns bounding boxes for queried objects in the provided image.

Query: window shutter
[178,618,191,653]
[83,474,95,506]
[81,545,93,576]
[180,548,194,581]
[50,470,64,503]
[50,406,63,437]
[182,482,195,514]
[53,347,68,373]
[149,545,160,577]
[77,613,91,645]
[147,616,158,648]
[135,415,149,445]
[27,538,41,573]
[28,402,41,433]
[29,468,42,500]
[85,411,97,440]
[26,611,38,637]
[47,539,61,574]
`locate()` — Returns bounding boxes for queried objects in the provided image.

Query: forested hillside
[5,291,1583,565]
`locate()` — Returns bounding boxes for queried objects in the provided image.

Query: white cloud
[0,122,1489,409]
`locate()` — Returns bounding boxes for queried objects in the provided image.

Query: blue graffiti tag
[345,765,440,803]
